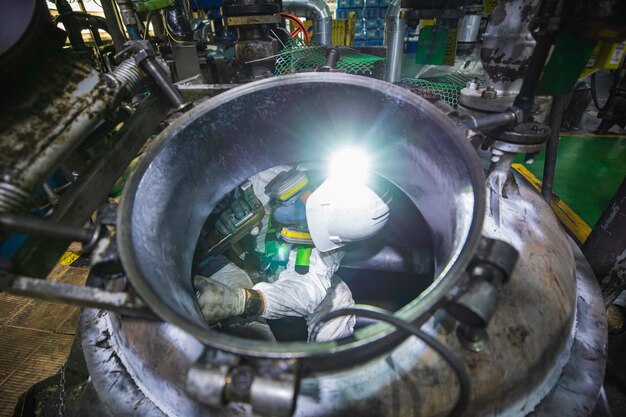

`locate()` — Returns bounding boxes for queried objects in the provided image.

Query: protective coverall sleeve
[306,276,356,342]
[253,248,345,319]
[206,261,254,289]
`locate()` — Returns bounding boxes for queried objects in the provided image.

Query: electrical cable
[591,55,626,112]
[310,305,470,417]
[161,12,191,44]
[271,28,287,48]
[143,12,152,40]
[590,73,605,111]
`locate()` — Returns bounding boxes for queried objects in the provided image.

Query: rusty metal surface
[0,273,155,318]
[177,84,240,102]
[583,178,626,306]
[0,51,112,193]
[480,0,541,96]
[12,97,169,278]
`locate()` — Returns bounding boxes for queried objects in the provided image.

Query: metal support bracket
[447,237,519,351]
[0,272,156,319]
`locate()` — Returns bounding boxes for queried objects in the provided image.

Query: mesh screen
[274,39,385,76]
[395,74,484,107]
[273,40,483,107]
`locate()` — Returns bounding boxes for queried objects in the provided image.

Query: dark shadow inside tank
[191,168,435,342]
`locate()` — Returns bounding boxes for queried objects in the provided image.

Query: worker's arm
[253,248,345,319]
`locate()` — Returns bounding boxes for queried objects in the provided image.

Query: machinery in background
[1,0,626,416]
[98,0,331,83]
[594,52,626,132]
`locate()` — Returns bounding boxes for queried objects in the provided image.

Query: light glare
[328,147,369,185]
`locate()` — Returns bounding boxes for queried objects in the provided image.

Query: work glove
[194,275,246,324]
[194,274,266,324]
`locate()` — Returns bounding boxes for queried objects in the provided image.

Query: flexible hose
[311,305,471,417]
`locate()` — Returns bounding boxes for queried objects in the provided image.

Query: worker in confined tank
[193,155,391,342]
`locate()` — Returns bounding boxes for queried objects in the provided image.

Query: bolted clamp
[447,237,519,351]
[186,350,299,417]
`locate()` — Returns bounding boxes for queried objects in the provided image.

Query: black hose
[541,94,567,202]
[143,12,153,40]
[590,73,603,110]
[311,305,471,417]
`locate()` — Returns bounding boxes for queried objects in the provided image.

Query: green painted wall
[521,135,626,227]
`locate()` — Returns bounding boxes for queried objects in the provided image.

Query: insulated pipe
[480,0,542,95]
[384,0,405,83]
[282,0,332,46]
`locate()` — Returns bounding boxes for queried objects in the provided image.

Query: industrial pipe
[384,0,405,82]
[480,0,542,95]
[0,213,96,244]
[282,0,332,46]
[100,0,127,52]
[513,0,570,117]
[5,67,112,207]
[541,95,567,202]
[462,109,519,130]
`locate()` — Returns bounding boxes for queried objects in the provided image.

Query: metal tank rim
[116,72,487,359]
[80,237,607,416]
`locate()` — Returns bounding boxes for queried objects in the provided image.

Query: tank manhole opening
[191,166,436,344]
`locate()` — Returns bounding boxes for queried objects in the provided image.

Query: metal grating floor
[0,263,88,417]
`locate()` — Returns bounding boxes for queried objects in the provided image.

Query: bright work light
[328,147,370,185]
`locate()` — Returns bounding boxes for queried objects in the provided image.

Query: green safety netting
[394,74,484,107]
[273,40,483,107]
[274,39,386,76]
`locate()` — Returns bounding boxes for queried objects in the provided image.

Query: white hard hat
[305,179,391,252]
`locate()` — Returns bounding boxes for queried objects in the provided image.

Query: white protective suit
[254,248,355,341]
[208,166,356,342]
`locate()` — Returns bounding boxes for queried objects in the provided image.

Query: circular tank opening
[191,169,436,342]
[117,73,486,359]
